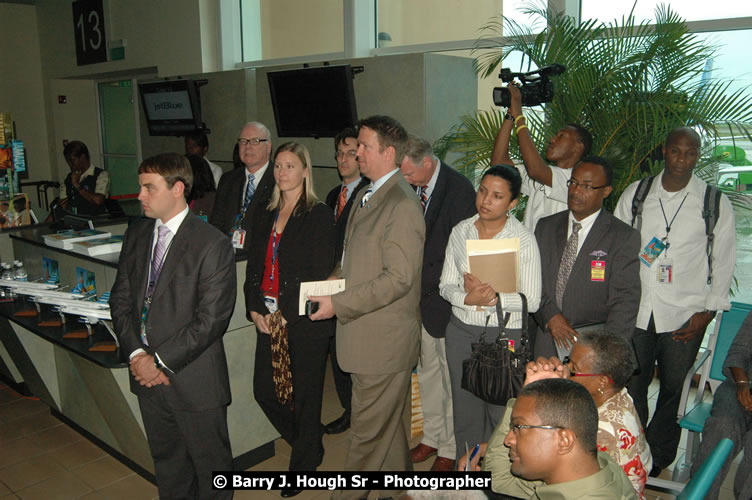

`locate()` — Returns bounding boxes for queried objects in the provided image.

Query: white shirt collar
[156,205,190,235]
[247,162,268,183]
[569,208,601,234]
[370,168,400,194]
[424,159,441,193]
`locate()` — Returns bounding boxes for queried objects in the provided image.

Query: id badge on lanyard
[232,229,246,249]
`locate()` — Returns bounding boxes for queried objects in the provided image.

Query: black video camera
[492,64,566,107]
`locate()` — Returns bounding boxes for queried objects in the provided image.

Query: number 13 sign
[72,0,107,66]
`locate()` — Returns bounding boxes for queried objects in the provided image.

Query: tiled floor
[0,366,741,499]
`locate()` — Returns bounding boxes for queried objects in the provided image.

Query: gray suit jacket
[110,213,236,410]
[534,209,641,341]
[331,171,425,374]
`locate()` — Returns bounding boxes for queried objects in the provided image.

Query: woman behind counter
[185,154,217,219]
[439,164,542,463]
[245,142,335,496]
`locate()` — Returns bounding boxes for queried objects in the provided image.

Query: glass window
[376,0,503,47]
[582,0,752,24]
[240,0,343,61]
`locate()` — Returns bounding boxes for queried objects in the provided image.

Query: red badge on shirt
[591,260,605,282]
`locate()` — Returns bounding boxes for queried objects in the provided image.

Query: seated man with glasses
[459,333,649,499]
[532,156,641,358]
[465,377,638,499]
[209,121,275,252]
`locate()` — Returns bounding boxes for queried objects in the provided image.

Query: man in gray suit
[110,153,236,499]
[310,115,425,500]
[534,156,641,358]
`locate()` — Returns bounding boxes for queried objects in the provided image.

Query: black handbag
[461,293,530,406]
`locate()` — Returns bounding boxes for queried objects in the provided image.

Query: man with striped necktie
[322,127,369,435]
[209,121,275,253]
[110,153,236,499]
[399,134,476,472]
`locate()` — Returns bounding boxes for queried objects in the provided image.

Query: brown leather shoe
[410,443,437,463]
[430,456,456,472]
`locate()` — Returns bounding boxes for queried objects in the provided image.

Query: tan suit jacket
[332,171,425,375]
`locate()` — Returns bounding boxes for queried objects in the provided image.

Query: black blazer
[245,202,335,336]
[420,161,477,338]
[209,165,275,249]
[109,213,236,410]
[534,209,641,341]
[325,177,369,263]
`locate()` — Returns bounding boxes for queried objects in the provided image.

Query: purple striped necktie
[150,224,171,288]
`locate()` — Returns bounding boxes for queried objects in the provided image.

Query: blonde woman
[246,142,335,495]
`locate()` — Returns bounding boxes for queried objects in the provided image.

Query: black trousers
[254,327,330,471]
[139,390,233,500]
[627,315,704,469]
[328,330,352,417]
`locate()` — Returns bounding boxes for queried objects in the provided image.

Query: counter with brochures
[0,219,278,481]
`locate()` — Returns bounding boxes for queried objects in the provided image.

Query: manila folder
[466,238,520,293]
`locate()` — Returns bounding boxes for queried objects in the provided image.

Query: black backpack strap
[702,184,722,285]
[630,176,656,230]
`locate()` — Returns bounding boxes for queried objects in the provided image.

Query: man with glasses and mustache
[480,378,637,499]
[210,122,275,251]
[533,156,641,358]
[492,85,593,231]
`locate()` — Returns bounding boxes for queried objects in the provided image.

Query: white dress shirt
[568,208,601,255]
[243,162,268,198]
[207,159,223,188]
[614,171,736,332]
[439,214,542,329]
[129,205,190,362]
[514,161,572,231]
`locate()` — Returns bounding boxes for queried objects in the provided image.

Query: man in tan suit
[310,115,425,500]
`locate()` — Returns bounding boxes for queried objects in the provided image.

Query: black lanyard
[658,193,688,249]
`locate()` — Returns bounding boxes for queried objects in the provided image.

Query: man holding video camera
[491,84,592,231]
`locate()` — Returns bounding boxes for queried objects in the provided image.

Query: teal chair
[676,438,734,500]
[646,302,751,494]
[673,302,752,481]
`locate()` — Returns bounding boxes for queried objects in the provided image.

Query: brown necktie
[335,185,348,221]
[555,221,582,310]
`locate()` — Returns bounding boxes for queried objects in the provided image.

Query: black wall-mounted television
[267,65,358,138]
[138,79,203,136]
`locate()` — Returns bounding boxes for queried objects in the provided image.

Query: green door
[98,80,139,197]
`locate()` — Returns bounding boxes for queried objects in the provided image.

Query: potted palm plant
[439,1,752,211]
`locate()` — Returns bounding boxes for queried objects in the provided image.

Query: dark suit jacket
[325,177,369,263]
[534,209,641,341]
[209,165,275,249]
[419,161,476,338]
[109,213,237,411]
[245,202,335,335]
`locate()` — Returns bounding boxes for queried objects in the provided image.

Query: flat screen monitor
[267,65,358,138]
[138,80,203,136]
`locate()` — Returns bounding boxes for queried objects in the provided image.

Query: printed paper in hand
[299,279,346,315]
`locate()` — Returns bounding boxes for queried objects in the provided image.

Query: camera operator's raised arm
[492,85,561,186]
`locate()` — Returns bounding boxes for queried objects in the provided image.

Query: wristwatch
[504,112,514,121]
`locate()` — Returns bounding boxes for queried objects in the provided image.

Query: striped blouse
[439,214,541,328]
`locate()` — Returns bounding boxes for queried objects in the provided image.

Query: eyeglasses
[237,138,269,146]
[566,179,608,191]
[562,356,615,385]
[334,150,358,160]
[510,423,564,434]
